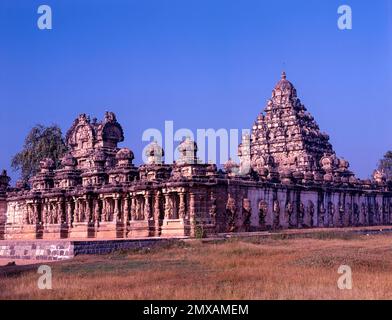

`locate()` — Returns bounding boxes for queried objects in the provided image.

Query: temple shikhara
[1,73,391,240]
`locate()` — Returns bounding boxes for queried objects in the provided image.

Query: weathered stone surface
[0,238,173,260]
[1,74,392,241]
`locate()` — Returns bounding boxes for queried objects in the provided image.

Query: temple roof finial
[281,71,287,80]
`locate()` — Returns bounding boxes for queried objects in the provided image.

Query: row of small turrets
[1,76,391,193]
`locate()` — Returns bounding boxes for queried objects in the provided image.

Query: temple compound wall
[1,73,391,240]
[0,239,174,260]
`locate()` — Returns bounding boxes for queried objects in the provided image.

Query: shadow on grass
[238,231,364,244]
[99,239,192,259]
[0,263,40,278]
[58,258,199,275]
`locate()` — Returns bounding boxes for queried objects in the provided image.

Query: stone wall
[0,238,176,260]
[228,182,392,232]
[0,241,74,260]
[71,238,173,255]
[2,76,392,241]
[0,195,7,240]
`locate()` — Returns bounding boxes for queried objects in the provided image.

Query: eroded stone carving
[258,200,268,229]
[319,202,326,227]
[285,201,293,227]
[273,200,280,230]
[304,201,314,228]
[242,198,252,232]
[226,194,237,232]
[2,75,392,240]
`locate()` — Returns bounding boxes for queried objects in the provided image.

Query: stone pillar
[164,193,171,219]
[52,203,58,224]
[86,198,91,223]
[76,199,82,223]
[209,193,217,227]
[154,191,161,236]
[33,203,39,225]
[136,197,142,220]
[328,202,335,228]
[189,193,196,237]
[131,196,136,221]
[114,195,120,223]
[67,200,73,226]
[179,193,186,219]
[27,204,33,224]
[45,203,51,224]
[60,198,66,224]
[123,195,129,225]
[93,199,100,226]
[100,198,105,222]
[79,201,83,222]
[53,202,58,224]
[42,201,48,225]
[22,203,28,225]
[144,193,151,221]
[46,202,50,225]
[73,199,77,223]
[25,203,31,224]
[103,198,110,222]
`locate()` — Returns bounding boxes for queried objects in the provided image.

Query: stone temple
[0,72,391,240]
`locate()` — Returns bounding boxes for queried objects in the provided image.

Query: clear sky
[0,0,391,183]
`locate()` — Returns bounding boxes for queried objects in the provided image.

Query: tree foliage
[378,151,392,181]
[11,124,67,182]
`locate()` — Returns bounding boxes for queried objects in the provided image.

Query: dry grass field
[1,232,392,300]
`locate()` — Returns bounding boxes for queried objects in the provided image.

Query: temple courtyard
[1,229,392,300]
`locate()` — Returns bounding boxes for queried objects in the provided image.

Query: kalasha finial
[281,71,287,80]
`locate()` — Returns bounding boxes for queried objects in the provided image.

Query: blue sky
[0,0,391,182]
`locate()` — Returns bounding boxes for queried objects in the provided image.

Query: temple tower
[65,111,124,171]
[250,72,334,175]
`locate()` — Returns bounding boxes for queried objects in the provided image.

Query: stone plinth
[42,224,68,239]
[160,219,186,237]
[127,220,150,238]
[69,222,89,238]
[96,222,122,239]
[4,224,44,240]
[0,238,181,261]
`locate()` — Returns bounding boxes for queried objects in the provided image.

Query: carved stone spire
[145,141,164,165]
[250,72,334,176]
[176,137,199,165]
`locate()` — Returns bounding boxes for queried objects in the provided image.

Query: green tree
[378,151,392,181]
[11,124,67,182]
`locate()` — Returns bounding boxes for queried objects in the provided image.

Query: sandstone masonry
[0,73,391,240]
